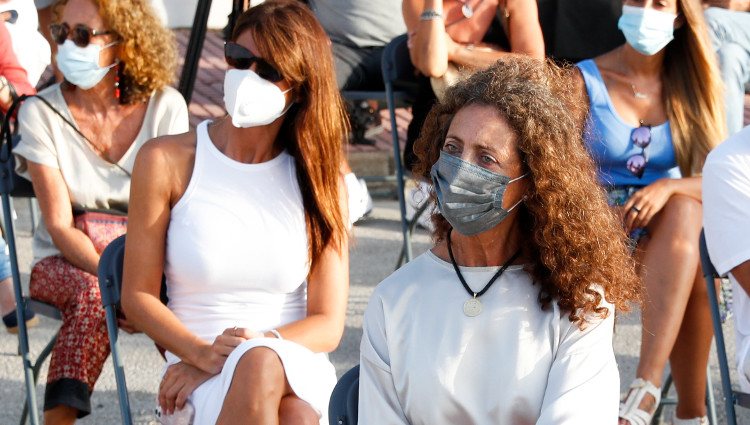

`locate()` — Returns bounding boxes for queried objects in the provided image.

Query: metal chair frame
[699,230,750,425]
[97,235,132,425]
[381,34,421,268]
[0,97,63,425]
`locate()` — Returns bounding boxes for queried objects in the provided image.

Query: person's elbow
[120,287,138,322]
[419,62,448,78]
[411,48,448,78]
[120,284,149,328]
[315,314,346,353]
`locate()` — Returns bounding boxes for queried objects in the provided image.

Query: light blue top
[577,59,680,187]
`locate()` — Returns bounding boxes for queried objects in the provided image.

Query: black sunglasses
[50,22,114,48]
[224,42,283,83]
[626,123,652,178]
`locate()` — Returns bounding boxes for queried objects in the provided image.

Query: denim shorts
[0,237,11,281]
[605,185,648,247]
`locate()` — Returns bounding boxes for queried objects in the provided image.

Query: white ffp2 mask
[223,69,291,128]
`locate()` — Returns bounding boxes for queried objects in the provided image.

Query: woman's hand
[158,362,213,415]
[194,327,265,374]
[623,179,675,232]
[211,327,264,356]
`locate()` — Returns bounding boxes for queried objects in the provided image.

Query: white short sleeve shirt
[703,125,750,392]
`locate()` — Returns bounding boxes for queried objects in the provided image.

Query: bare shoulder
[133,130,197,205]
[591,48,622,77]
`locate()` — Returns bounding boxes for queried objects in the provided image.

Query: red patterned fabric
[73,211,127,254]
[29,255,109,392]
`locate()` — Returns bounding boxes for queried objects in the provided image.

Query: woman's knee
[651,195,701,255]
[234,347,285,388]
[660,195,702,230]
[279,396,318,425]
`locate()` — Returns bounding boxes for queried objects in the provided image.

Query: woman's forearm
[448,46,510,70]
[407,0,451,77]
[46,225,101,275]
[122,291,210,368]
[668,176,702,201]
[273,313,344,353]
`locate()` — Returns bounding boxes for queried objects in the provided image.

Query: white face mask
[617,5,677,56]
[56,39,118,90]
[223,69,292,128]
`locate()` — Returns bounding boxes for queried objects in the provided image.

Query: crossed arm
[402,0,544,78]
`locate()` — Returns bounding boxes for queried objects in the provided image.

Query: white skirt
[186,338,337,424]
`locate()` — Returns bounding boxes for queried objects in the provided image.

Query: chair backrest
[98,234,127,308]
[699,230,719,279]
[328,365,360,425]
[381,34,419,94]
[97,234,169,310]
[699,229,750,423]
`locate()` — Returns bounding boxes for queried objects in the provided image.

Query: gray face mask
[430,151,527,236]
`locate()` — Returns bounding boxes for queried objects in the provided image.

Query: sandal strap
[619,378,662,425]
[672,416,708,425]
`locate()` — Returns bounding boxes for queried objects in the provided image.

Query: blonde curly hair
[54,0,177,104]
[414,56,641,327]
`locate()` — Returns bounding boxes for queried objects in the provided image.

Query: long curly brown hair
[54,0,177,104]
[414,56,641,326]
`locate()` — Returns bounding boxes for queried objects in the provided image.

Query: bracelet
[419,9,443,21]
[269,329,283,340]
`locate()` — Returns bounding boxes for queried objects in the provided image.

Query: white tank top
[164,121,309,361]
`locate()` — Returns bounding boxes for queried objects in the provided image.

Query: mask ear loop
[277,86,297,116]
[505,173,529,213]
[506,194,527,213]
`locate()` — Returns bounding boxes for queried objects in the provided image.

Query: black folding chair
[97,235,132,425]
[700,230,750,425]
[98,234,170,425]
[0,97,62,425]
[381,34,425,268]
[328,365,360,425]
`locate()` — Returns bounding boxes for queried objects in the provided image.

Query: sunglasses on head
[50,22,114,48]
[224,42,283,83]
[626,123,652,178]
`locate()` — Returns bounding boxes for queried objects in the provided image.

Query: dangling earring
[114,62,122,101]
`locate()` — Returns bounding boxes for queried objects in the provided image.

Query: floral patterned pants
[30,255,109,417]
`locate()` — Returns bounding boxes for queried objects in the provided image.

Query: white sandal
[672,416,708,425]
[619,378,661,425]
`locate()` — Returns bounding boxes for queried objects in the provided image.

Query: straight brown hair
[232,0,348,271]
[664,0,726,175]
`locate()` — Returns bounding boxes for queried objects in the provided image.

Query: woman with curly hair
[13,0,188,422]
[576,1,726,423]
[358,56,640,424]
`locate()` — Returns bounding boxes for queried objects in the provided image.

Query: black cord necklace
[446,229,521,317]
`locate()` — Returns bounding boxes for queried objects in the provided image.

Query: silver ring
[232,326,238,337]
[631,205,641,213]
